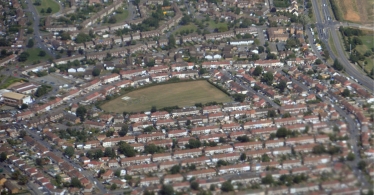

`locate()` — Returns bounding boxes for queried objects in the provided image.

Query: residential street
[310,0,374,93]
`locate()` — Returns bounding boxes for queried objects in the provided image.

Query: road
[222,70,280,109]
[277,70,372,188]
[310,0,374,93]
[25,0,55,57]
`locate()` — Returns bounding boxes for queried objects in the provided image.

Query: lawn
[208,21,228,31]
[101,80,232,113]
[174,24,197,36]
[23,48,51,65]
[33,0,60,15]
[113,9,129,23]
[0,77,28,89]
[355,33,374,72]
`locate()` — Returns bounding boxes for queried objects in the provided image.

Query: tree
[261,72,274,85]
[35,158,43,166]
[64,146,75,158]
[92,68,101,76]
[237,135,250,143]
[221,181,234,192]
[55,174,62,185]
[108,16,117,24]
[159,184,174,195]
[0,152,7,162]
[61,32,71,40]
[27,27,34,34]
[27,39,34,48]
[261,174,274,185]
[261,154,270,162]
[267,110,277,118]
[216,160,228,167]
[186,139,201,149]
[210,184,216,191]
[144,144,158,154]
[46,7,52,13]
[191,181,199,190]
[357,160,367,170]
[170,165,180,174]
[277,80,287,93]
[347,152,355,161]
[18,52,29,62]
[70,177,82,188]
[312,145,326,154]
[118,141,136,157]
[39,50,46,57]
[253,66,263,76]
[41,8,45,13]
[315,59,323,64]
[258,46,264,53]
[75,33,92,43]
[18,174,28,185]
[232,94,246,102]
[342,88,350,97]
[110,183,117,190]
[239,153,246,161]
[19,130,26,138]
[151,106,157,113]
[119,125,128,136]
[333,59,343,71]
[104,147,115,158]
[276,127,288,138]
[76,106,87,122]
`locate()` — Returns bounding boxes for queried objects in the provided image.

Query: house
[101,73,120,84]
[101,169,114,179]
[219,163,250,175]
[164,174,184,183]
[186,168,216,179]
[204,145,233,155]
[173,148,202,159]
[140,177,159,187]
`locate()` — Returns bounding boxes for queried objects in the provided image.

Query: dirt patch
[7,82,24,89]
[335,0,373,23]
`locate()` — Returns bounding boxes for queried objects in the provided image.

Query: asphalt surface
[311,0,374,93]
[25,0,55,57]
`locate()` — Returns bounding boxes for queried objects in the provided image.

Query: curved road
[311,0,374,93]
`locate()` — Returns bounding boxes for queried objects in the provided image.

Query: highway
[310,0,374,93]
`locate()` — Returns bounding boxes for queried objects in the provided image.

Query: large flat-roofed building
[11,82,40,94]
[1,91,32,107]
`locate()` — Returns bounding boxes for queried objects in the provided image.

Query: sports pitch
[101,80,232,113]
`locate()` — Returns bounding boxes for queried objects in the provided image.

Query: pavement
[310,0,374,93]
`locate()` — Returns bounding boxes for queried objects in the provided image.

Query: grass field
[33,0,60,15]
[208,21,228,31]
[356,33,374,72]
[332,0,373,23]
[0,77,27,89]
[24,48,51,65]
[114,9,129,23]
[174,24,197,36]
[101,81,232,113]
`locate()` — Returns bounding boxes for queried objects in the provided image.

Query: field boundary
[99,78,233,113]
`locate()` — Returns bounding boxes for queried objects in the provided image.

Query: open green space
[328,31,338,56]
[105,8,129,23]
[174,24,197,35]
[355,34,374,72]
[33,0,60,15]
[0,77,28,89]
[101,80,232,113]
[23,48,51,65]
[208,21,228,31]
